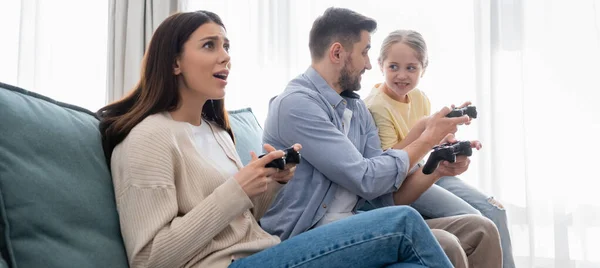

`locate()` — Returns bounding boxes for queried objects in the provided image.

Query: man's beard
[338,59,362,92]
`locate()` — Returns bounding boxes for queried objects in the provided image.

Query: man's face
[338,30,372,92]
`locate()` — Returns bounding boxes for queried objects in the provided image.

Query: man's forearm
[393,168,441,205]
[398,134,436,169]
[391,117,435,168]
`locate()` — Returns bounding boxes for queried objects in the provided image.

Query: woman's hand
[234,145,284,198]
[266,143,302,184]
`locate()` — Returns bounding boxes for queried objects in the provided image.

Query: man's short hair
[309,7,377,60]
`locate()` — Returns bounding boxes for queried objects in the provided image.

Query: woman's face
[380,42,424,98]
[174,22,231,102]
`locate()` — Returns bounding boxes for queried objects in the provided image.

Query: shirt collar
[304,67,360,109]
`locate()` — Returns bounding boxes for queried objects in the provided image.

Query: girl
[365,30,515,268]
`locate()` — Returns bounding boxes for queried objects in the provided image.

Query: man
[261,7,502,268]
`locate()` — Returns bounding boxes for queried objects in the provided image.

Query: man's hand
[432,155,471,177]
[421,106,471,146]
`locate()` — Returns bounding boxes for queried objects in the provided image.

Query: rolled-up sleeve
[274,92,410,201]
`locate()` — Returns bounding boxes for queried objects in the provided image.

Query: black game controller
[446,105,477,119]
[259,146,301,169]
[422,141,473,175]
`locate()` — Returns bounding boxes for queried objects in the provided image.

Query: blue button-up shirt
[260,67,411,240]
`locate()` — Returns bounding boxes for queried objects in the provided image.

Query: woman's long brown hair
[97,11,233,164]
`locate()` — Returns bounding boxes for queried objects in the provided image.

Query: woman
[98,11,453,268]
[364,29,515,268]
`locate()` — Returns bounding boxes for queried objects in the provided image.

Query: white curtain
[476,0,600,267]
[0,0,109,111]
[182,0,600,267]
[106,0,179,102]
[0,0,179,109]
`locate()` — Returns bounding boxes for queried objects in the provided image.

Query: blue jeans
[229,206,452,268]
[411,176,515,268]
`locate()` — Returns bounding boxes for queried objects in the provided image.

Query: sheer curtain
[477,0,600,267]
[182,1,599,267]
[106,0,178,103]
[0,0,109,112]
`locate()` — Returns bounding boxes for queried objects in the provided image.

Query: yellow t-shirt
[364,83,431,149]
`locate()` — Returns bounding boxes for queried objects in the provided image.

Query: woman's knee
[372,206,423,225]
[374,205,420,216]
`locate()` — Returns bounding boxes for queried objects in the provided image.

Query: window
[0,1,109,112]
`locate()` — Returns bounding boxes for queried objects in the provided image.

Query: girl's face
[380,42,425,99]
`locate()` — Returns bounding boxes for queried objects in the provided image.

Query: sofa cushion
[228,108,264,165]
[0,83,129,268]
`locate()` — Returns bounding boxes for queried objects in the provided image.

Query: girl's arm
[391,117,429,150]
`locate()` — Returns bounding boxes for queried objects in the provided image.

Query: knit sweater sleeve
[111,126,254,268]
[250,181,284,220]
